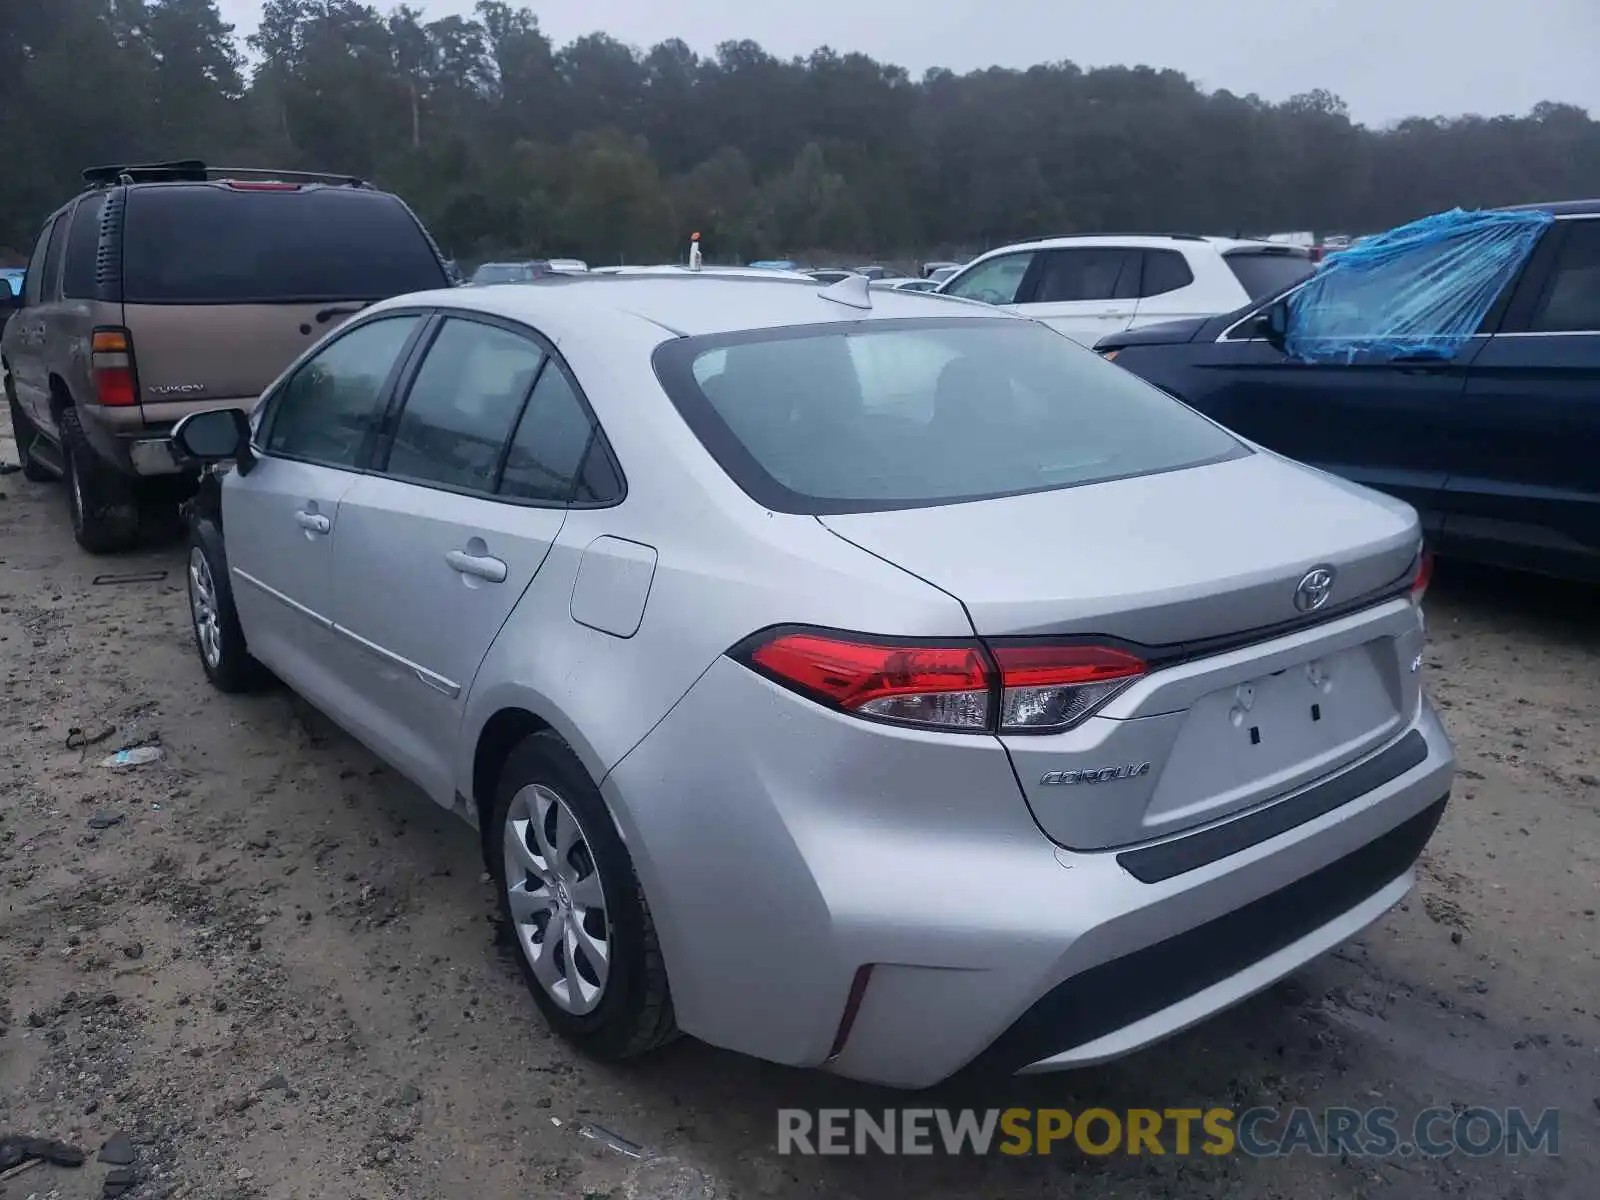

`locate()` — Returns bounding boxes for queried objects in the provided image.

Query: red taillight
[737,629,1145,734]
[990,643,1146,733]
[748,632,991,730]
[1410,548,1434,606]
[91,327,138,406]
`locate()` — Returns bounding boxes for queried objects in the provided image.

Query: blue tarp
[1285,207,1554,364]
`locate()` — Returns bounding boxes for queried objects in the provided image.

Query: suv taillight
[1410,548,1434,607]
[736,628,1146,735]
[90,327,138,406]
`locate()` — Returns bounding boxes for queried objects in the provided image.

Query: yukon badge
[1040,762,1152,786]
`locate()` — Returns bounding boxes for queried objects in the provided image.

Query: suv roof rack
[82,160,368,188]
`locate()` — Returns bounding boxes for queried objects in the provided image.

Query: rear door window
[263,315,421,468]
[1032,249,1140,303]
[381,317,544,493]
[1526,221,1600,333]
[122,185,446,304]
[1224,251,1315,300]
[499,360,618,503]
[38,214,69,302]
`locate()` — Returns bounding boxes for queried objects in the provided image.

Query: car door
[1440,216,1600,580]
[1172,300,1477,530]
[7,213,65,427]
[322,313,606,805]
[223,312,426,704]
[1013,247,1141,345]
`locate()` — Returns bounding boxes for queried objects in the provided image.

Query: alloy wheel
[188,546,223,670]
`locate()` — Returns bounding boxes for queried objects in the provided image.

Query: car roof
[370,274,1011,340]
[974,233,1291,257]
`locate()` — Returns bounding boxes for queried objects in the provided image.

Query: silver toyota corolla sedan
[171,273,1453,1089]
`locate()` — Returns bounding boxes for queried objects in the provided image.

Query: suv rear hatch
[119,181,447,421]
[820,451,1425,849]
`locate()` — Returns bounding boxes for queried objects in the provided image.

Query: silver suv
[172,274,1453,1088]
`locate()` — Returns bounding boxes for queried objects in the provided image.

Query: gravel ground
[1,435,1596,1200]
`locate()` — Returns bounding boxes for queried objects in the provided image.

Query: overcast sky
[214,0,1598,127]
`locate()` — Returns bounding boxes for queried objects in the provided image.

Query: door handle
[445,549,508,583]
[295,510,331,534]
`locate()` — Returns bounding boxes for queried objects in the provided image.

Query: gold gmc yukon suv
[1,160,451,552]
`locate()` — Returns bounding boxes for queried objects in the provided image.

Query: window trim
[358,307,627,510]
[253,309,434,472]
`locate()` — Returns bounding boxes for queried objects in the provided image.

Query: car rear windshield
[652,317,1246,514]
[122,184,447,304]
[1224,250,1315,300]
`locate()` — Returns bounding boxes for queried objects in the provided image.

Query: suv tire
[60,407,140,553]
[187,518,268,693]
[7,391,56,483]
[492,731,678,1061]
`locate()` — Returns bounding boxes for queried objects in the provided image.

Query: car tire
[7,391,56,483]
[60,407,140,553]
[492,730,678,1060]
[187,518,267,693]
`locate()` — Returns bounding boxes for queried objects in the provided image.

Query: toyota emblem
[1294,565,1337,613]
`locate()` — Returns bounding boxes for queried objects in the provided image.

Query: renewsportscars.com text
[777,1106,1561,1158]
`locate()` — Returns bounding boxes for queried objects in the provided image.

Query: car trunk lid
[820,451,1427,848]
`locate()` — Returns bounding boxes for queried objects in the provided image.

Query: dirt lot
[1,434,1596,1200]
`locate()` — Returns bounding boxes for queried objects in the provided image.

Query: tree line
[3,0,1598,267]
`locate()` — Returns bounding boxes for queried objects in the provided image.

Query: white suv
[936,234,1315,345]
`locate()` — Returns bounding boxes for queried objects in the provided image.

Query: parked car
[870,277,941,293]
[0,159,450,552]
[170,273,1450,1088]
[548,258,589,274]
[921,259,963,278]
[1095,200,1600,584]
[937,234,1316,345]
[806,268,857,284]
[0,267,23,296]
[470,261,554,285]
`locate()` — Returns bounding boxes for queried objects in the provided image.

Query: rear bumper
[604,657,1455,1089]
[79,396,255,477]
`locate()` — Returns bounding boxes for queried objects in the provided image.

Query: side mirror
[172,408,253,473]
[1260,300,1290,351]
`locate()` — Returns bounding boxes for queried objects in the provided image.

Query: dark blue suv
[1097,201,1600,584]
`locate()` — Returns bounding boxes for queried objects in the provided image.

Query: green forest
[4,0,1599,266]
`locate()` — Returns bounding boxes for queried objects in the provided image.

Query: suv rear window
[653,317,1245,515]
[1224,250,1315,300]
[122,185,447,304]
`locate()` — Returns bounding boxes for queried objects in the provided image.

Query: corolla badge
[1293,564,1337,613]
[1040,762,1152,786]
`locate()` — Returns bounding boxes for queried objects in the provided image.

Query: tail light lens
[747,631,991,730]
[990,643,1147,733]
[1409,548,1434,606]
[90,327,138,406]
[736,628,1145,734]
